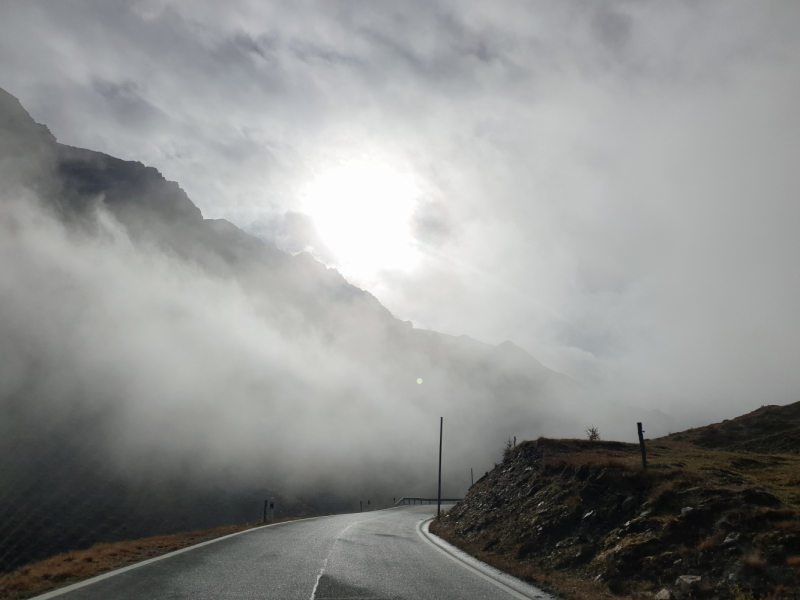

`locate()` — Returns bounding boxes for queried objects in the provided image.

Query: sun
[300,160,421,280]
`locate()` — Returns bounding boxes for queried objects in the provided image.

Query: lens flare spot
[416,378,423,384]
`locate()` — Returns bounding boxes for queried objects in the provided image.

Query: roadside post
[637,422,648,470]
[270,501,275,521]
[437,417,443,519]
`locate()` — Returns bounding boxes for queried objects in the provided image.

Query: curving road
[34,506,556,600]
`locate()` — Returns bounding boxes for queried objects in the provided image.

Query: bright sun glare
[301,161,421,280]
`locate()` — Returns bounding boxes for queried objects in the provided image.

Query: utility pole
[513,436,516,447]
[637,422,647,470]
[437,417,443,519]
[263,500,268,523]
[471,467,474,486]
[360,500,363,512]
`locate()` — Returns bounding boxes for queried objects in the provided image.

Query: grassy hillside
[431,402,800,600]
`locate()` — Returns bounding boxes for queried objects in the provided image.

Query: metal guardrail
[394,497,462,506]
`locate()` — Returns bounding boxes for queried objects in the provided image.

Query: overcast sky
[2,0,800,423]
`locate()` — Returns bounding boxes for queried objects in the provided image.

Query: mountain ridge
[0,84,571,384]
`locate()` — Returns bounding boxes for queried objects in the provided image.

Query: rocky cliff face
[432,418,800,600]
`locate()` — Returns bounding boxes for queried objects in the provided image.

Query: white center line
[309,520,360,600]
[309,558,328,600]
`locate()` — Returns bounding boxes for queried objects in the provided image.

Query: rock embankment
[431,438,800,600]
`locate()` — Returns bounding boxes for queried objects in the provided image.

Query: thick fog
[0,91,589,522]
[2,4,800,564]
[0,187,448,495]
[3,135,588,566]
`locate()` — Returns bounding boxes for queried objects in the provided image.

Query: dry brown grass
[698,531,725,551]
[0,517,306,600]
[542,452,632,471]
[634,440,800,510]
[742,553,768,574]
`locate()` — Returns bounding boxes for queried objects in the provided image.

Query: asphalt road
[36,506,556,600]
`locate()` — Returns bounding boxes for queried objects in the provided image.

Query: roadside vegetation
[431,402,800,600]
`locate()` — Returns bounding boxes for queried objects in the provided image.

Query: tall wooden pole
[637,422,647,470]
[437,417,443,519]
[471,467,474,486]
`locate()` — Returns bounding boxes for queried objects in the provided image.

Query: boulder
[675,575,701,592]
[724,532,741,545]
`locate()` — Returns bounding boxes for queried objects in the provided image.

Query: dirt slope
[432,403,800,600]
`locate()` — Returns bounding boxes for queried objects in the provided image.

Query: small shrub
[585,425,600,442]
[503,438,514,461]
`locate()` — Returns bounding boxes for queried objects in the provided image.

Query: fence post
[637,422,647,470]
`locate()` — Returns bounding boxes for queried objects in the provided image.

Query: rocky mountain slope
[432,401,800,600]
[666,402,800,456]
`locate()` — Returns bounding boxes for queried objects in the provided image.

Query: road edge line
[28,515,331,600]
[415,518,558,600]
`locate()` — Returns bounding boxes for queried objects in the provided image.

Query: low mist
[0,94,611,569]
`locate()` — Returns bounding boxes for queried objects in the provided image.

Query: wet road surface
[35,506,556,600]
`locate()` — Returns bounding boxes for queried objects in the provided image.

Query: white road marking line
[310,520,360,600]
[416,518,558,600]
[29,514,336,600]
[310,557,328,600]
